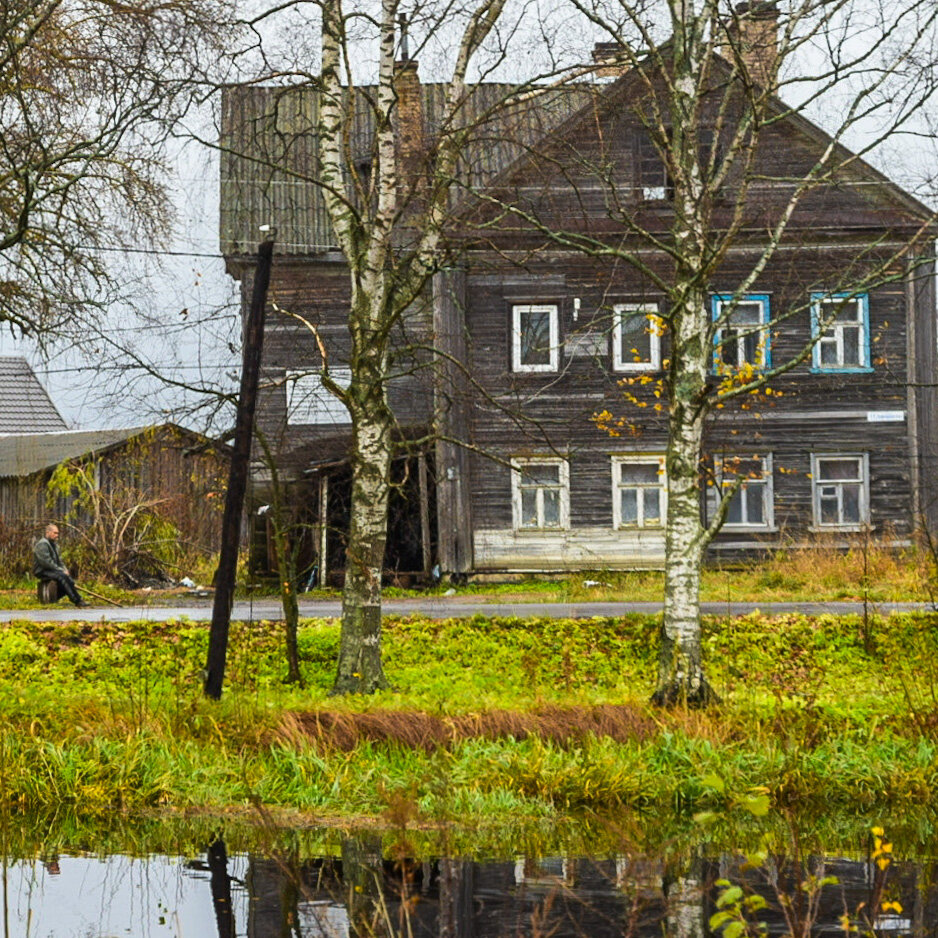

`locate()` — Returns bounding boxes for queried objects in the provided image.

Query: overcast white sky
[0,135,240,433]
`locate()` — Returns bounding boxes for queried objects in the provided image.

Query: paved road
[0,597,933,622]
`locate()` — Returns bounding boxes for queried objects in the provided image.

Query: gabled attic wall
[461,70,932,243]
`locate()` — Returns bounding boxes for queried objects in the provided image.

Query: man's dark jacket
[33,537,66,579]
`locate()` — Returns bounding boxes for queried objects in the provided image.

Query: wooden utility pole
[204,237,274,699]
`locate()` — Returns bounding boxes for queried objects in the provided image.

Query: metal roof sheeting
[0,427,151,478]
[219,81,595,256]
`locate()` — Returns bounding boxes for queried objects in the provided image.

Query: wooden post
[418,452,431,577]
[319,474,329,588]
[204,238,274,700]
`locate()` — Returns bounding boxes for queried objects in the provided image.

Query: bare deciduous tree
[0,0,232,339]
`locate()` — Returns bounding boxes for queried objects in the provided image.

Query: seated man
[33,523,87,607]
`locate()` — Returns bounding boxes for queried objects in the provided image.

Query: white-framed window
[811,292,871,371]
[708,454,774,529]
[286,368,352,425]
[512,304,559,372]
[712,294,771,370]
[611,454,667,528]
[811,453,869,529]
[512,458,569,530]
[612,304,662,372]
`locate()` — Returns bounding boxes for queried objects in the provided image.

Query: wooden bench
[37,579,60,603]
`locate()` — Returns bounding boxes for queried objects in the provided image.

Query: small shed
[0,424,229,562]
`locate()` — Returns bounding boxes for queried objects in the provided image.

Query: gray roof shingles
[0,357,67,434]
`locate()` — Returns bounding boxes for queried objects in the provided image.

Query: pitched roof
[0,357,67,434]
[221,59,934,257]
[0,427,151,478]
[220,81,595,256]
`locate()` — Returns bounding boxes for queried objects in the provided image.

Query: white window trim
[286,368,352,426]
[611,454,667,529]
[712,294,771,370]
[810,293,871,372]
[612,304,662,372]
[511,457,570,531]
[710,454,775,530]
[810,452,870,531]
[512,304,559,373]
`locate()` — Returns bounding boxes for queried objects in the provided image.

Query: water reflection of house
[241,853,675,937]
[231,847,938,938]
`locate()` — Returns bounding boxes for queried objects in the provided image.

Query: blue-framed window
[712,294,771,371]
[810,292,871,372]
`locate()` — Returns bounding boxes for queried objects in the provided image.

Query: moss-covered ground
[0,611,936,834]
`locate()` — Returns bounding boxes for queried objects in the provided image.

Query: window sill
[613,363,660,373]
[513,527,570,535]
[809,366,874,375]
[719,525,779,533]
[808,524,871,533]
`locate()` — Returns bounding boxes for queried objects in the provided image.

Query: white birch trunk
[653,8,719,706]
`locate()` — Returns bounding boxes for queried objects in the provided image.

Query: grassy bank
[0,612,937,826]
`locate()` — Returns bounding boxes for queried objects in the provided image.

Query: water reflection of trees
[203,835,935,937]
[215,835,694,938]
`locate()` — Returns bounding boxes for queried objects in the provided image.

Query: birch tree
[237,0,513,694]
[469,0,938,704]
[321,0,514,693]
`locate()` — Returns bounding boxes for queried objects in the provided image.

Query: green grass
[0,611,937,828]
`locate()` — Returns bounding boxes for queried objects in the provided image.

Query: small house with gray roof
[0,424,229,575]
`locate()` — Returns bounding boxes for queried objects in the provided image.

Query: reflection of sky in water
[3,854,233,937]
[0,852,342,938]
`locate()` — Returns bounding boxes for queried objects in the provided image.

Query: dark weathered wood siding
[0,426,228,554]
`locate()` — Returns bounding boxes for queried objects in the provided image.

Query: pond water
[0,834,930,937]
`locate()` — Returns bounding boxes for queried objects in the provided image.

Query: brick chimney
[722,1,780,90]
[592,42,628,79]
[393,56,425,190]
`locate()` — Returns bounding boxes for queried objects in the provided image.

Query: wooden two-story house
[220,19,937,581]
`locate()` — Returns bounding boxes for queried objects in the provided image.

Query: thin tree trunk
[654,286,719,707]
[256,430,303,686]
[332,397,392,695]
[272,522,303,685]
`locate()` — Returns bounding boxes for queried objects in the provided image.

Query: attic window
[636,135,672,201]
[635,129,721,201]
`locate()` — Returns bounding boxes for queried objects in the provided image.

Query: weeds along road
[0,598,933,622]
